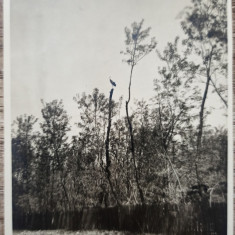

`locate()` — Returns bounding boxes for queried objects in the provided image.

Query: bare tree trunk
[197,73,210,151]
[194,70,210,187]
[126,64,145,204]
[195,48,214,186]
[105,88,120,206]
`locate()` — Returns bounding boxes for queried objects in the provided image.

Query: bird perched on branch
[109,77,116,87]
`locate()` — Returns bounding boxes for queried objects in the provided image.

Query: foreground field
[13,230,145,235]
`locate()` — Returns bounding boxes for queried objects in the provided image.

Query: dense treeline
[12,0,227,231]
[11,93,227,212]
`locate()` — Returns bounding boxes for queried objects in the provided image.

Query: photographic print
[10,0,231,234]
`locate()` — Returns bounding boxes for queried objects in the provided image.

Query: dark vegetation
[12,0,228,234]
[14,203,226,234]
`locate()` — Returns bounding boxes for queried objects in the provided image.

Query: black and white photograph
[10,0,231,234]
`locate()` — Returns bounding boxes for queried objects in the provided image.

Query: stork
[109,77,116,87]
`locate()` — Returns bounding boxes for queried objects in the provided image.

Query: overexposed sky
[11,0,227,130]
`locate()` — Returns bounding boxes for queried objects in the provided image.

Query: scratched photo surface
[11,0,228,234]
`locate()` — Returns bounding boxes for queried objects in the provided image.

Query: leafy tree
[12,115,38,212]
[64,136,88,209]
[74,89,111,206]
[74,88,109,166]
[155,37,200,197]
[33,132,52,212]
[122,19,156,204]
[181,0,227,151]
[39,99,71,212]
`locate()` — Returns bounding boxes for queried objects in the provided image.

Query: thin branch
[210,78,227,107]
